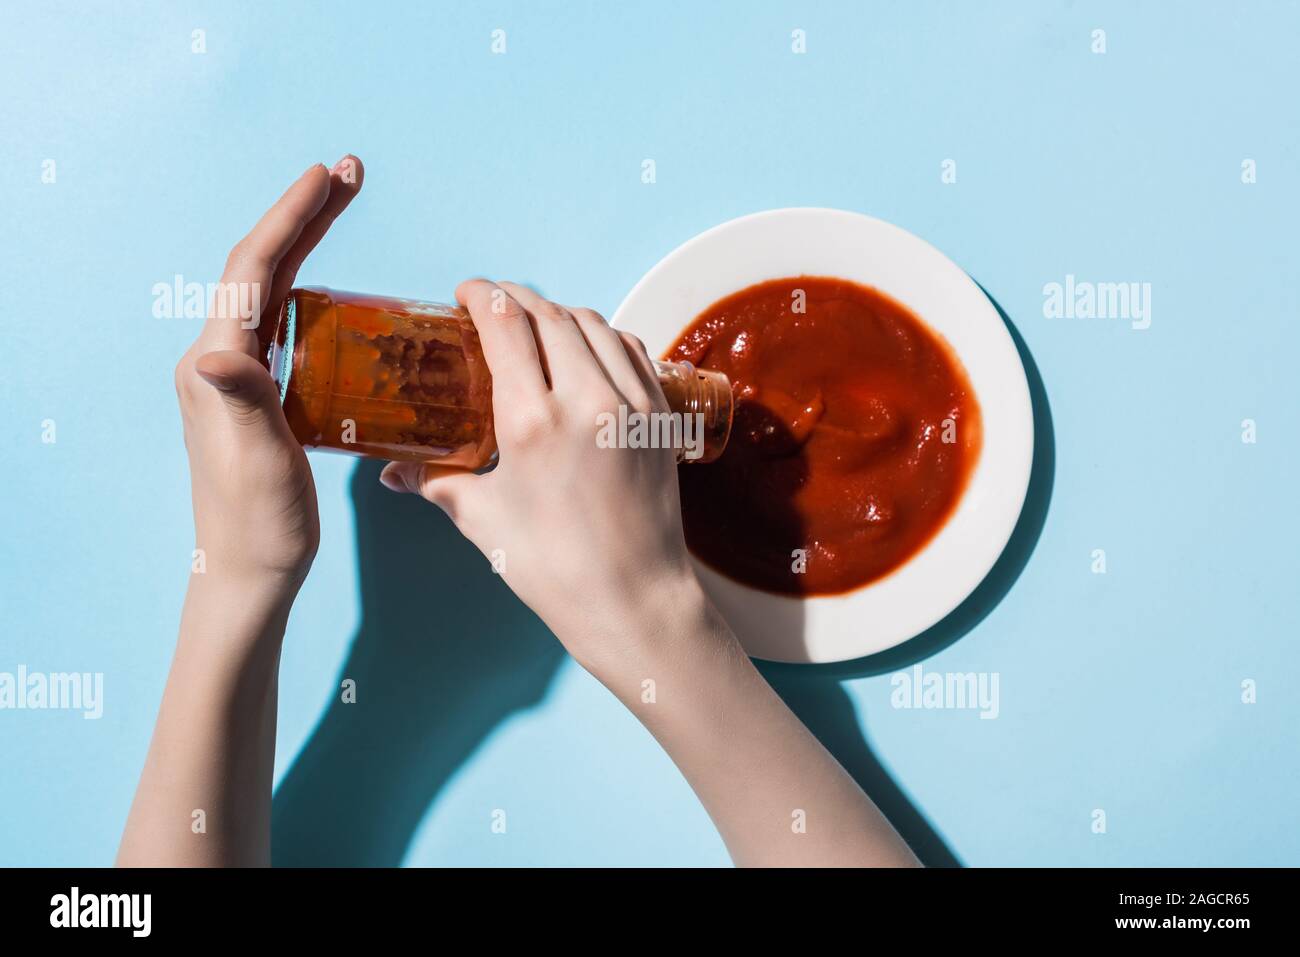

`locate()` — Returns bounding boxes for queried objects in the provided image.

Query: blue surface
[2,0,1297,867]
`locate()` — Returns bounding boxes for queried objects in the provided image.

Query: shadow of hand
[272,460,566,866]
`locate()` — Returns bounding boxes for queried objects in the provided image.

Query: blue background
[2,0,1296,866]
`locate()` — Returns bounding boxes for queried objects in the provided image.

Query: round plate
[612,208,1034,664]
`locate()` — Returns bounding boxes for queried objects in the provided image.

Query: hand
[380,280,712,673]
[174,157,364,587]
[376,280,920,869]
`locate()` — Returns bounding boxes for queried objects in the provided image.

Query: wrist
[566,565,739,686]
[179,570,299,664]
[189,565,302,607]
[192,514,318,588]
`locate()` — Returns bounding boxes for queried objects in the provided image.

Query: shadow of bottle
[757,290,1055,866]
[271,459,566,866]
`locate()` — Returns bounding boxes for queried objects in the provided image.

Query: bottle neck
[652,360,734,463]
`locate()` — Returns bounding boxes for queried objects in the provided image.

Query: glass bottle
[265,287,733,468]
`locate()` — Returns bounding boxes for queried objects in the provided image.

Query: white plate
[612,208,1034,664]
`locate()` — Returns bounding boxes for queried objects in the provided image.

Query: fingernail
[195,369,238,393]
[330,155,350,174]
[303,162,326,177]
[378,467,407,493]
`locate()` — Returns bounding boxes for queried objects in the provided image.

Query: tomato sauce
[665,277,982,596]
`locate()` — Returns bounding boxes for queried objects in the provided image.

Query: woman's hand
[381,280,918,867]
[175,157,364,588]
[121,158,366,867]
[379,280,710,673]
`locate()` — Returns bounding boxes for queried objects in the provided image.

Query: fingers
[226,163,332,280]
[564,305,662,409]
[455,279,549,398]
[193,350,296,440]
[203,163,333,355]
[615,330,669,407]
[264,155,366,350]
[496,282,606,395]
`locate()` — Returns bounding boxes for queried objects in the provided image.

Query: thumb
[379,461,478,523]
[193,350,291,436]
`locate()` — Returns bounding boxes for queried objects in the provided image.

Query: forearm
[580,579,919,868]
[117,576,293,867]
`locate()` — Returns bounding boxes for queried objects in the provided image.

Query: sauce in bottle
[266,287,733,468]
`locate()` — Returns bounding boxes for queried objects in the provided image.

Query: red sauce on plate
[665,276,982,596]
